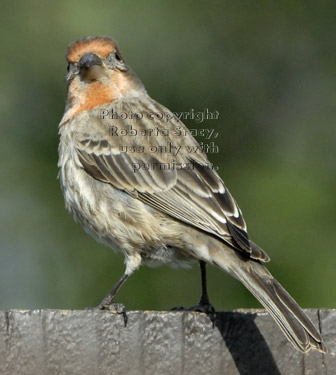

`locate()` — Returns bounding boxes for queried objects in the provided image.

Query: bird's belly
[59,157,193,267]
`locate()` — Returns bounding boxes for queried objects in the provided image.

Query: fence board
[0,309,333,375]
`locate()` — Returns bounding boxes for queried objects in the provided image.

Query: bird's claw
[100,303,128,326]
[86,302,128,327]
[171,302,216,327]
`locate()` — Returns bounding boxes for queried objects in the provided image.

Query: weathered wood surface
[0,308,334,375]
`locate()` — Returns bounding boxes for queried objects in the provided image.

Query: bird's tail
[214,253,326,353]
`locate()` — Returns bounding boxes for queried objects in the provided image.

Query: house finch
[58,36,326,353]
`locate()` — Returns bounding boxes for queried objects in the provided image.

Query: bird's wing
[74,99,269,262]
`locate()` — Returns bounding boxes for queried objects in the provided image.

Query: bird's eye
[114,51,122,62]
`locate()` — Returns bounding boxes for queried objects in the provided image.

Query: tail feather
[248,271,325,352]
[217,256,326,353]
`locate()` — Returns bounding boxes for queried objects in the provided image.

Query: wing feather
[74,98,269,261]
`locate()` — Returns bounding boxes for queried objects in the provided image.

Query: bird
[58,36,326,353]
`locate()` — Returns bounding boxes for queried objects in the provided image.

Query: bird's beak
[79,53,107,81]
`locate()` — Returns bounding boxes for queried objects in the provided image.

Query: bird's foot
[87,302,128,327]
[171,300,216,327]
[101,303,128,326]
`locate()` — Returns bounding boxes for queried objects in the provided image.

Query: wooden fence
[0,308,334,374]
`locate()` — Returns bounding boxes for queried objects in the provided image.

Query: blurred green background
[1,1,335,311]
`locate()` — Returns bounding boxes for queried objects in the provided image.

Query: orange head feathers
[67,37,121,64]
[61,37,146,125]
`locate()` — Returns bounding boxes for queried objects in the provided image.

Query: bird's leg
[94,255,141,326]
[97,272,130,326]
[198,260,212,307]
[194,261,216,319]
[98,272,129,307]
[171,261,216,325]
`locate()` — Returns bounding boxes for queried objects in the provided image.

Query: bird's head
[62,37,146,123]
[66,37,127,82]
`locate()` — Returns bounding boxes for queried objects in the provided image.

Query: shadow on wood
[215,311,281,374]
[0,309,334,374]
